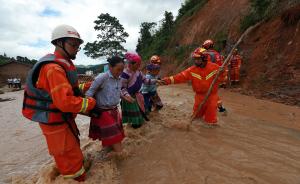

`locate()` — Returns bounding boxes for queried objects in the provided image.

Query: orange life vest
[22,54,82,125]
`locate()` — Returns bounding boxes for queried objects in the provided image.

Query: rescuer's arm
[46,65,96,113]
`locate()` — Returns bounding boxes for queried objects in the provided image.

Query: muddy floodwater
[0,85,299,184]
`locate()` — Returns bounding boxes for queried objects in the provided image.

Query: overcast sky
[0,0,183,65]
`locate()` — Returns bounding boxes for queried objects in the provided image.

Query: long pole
[189,22,262,124]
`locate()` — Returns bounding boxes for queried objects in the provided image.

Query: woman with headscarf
[120,52,159,128]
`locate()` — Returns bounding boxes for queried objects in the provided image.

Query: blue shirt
[86,71,121,109]
[141,74,158,94]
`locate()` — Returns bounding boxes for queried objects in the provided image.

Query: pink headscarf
[125,52,142,65]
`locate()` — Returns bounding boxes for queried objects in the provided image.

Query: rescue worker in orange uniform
[229,49,242,85]
[202,40,227,114]
[161,48,225,126]
[22,25,96,182]
[202,40,223,66]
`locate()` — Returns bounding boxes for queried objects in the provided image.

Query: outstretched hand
[157,80,167,86]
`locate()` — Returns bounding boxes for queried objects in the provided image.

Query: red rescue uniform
[204,49,227,107]
[36,51,95,180]
[163,62,224,124]
[229,54,242,82]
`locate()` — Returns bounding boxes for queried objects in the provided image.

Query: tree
[176,0,207,22]
[16,56,24,62]
[84,13,129,59]
[161,11,174,35]
[136,22,156,53]
[177,0,198,19]
[135,11,175,59]
[152,11,174,54]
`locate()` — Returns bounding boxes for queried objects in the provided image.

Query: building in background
[0,60,33,87]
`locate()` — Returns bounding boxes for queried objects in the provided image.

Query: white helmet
[51,24,83,45]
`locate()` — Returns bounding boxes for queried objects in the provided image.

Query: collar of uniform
[54,51,74,66]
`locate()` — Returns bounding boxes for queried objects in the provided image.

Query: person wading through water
[22,24,96,182]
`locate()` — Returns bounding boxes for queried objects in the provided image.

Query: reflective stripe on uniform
[190,70,217,81]
[80,98,88,113]
[205,70,217,80]
[200,48,206,52]
[170,76,175,84]
[78,83,85,91]
[191,72,202,80]
[63,166,85,179]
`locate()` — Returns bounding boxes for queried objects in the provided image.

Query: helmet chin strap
[58,40,75,60]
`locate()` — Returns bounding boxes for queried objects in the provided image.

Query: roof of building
[0,60,34,68]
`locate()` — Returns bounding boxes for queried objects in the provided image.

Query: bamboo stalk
[188,22,262,129]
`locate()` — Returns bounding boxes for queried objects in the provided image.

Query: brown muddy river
[1,85,299,184]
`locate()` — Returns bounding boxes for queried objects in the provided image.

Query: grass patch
[176,0,208,23]
[0,59,10,65]
[240,0,279,32]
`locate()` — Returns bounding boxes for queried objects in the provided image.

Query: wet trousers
[230,68,240,82]
[39,121,85,180]
[193,93,218,124]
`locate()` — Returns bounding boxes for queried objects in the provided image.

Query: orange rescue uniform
[163,62,224,124]
[229,54,242,82]
[36,51,95,180]
[204,49,227,108]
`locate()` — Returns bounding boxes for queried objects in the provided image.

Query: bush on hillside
[240,0,277,31]
[281,5,300,25]
[176,0,208,22]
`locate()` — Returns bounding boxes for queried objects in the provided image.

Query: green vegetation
[136,11,175,61]
[0,54,12,65]
[0,53,102,75]
[0,54,37,66]
[0,60,9,65]
[176,0,208,22]
[240,0,280,31]
[84,13,129,59]
[136,0,209,64]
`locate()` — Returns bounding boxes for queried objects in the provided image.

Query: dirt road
[1,84,299,184]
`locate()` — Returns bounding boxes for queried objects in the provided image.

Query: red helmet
[202,39,214,49]
[192,48,209,60]
[192,48,204,58]
[150,55,161,64]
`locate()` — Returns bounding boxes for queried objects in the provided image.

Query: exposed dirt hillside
[239,5,300,106]
[162,0,300,106]
[172,0,249,46]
